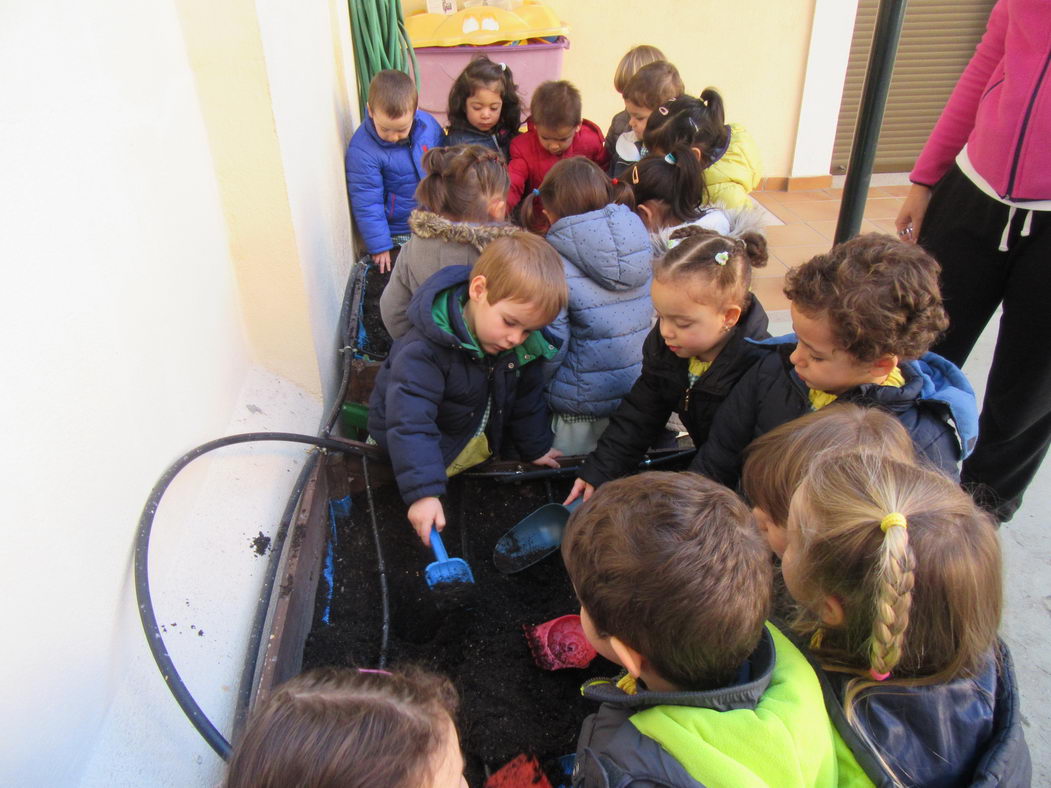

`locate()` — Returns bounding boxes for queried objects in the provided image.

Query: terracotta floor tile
[755,188,832,203]
[821,187,844,199]
[880,184,913,197]
[752,257,789,279]
[776,199,843,222]
[862,197,904,219]
[806,219,882,240]
[755,200,806,224]
[867,218,899,234]
[763,222,827,246]
[771,243,832,268]
[751,275,791,311]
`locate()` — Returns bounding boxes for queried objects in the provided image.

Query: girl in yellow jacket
[643,89,761,211]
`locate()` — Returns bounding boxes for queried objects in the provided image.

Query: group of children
[223,44,1030,788]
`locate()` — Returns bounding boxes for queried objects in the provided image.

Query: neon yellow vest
[628,625,841,788]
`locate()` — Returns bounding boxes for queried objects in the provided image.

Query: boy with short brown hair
[506,80,609,208]
[345,69,442,272]
[562,471,837,787]
[368,233,568,545]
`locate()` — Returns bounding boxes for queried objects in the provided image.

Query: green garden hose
[349,0,420,116]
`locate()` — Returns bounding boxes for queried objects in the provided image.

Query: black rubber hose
[137,258,382,759]
[232,263,363,730]
[470,449,698,484]
[360,454,391,667]
[134,432,370,759]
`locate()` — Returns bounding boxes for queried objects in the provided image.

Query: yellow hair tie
[880,512,908,533]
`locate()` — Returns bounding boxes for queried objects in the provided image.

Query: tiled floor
[752,182,912,311]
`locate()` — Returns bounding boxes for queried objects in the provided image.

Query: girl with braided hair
[782,451,1029,787]
[566,224,770,503]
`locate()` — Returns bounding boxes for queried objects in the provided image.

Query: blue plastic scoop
[425,530,475,589]
[493,499,582,575]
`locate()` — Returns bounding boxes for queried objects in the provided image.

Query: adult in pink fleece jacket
[895,0,1051,522]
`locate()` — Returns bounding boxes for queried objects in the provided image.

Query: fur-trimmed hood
[407,210,518,252]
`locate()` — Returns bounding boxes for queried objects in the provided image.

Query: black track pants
[921,165,1051,522]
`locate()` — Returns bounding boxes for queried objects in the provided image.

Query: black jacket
[577,299,769,488]
[367,265,557,504]
[815,640,1031,787]
[692,336,979,488]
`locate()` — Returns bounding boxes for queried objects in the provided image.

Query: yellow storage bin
[405,1,568,48]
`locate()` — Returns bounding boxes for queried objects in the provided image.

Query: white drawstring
[1022,209,1034,238]
[998,205,1017,251]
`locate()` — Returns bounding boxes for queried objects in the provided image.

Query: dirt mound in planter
[303,474,614,786]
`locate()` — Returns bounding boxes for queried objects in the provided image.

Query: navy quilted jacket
[693,335,979,488]
[344,110,443,254]
[816,640,1031,787]
[367,265,557,504]
[545,204,653,419]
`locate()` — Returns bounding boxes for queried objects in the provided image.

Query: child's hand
[529,448,562,469]
[407,496,445,546]
[563,478,594,506]
[372,249,392,273]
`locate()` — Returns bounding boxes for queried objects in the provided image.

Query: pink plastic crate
[414,37,569,128]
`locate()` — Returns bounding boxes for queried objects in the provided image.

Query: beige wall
[402,0,817,178]
[2,0,358,783]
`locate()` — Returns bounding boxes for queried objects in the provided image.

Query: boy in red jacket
[507,81,610,209]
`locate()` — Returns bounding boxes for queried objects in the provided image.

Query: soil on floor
[303,472,616,786]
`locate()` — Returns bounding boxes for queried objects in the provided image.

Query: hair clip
[357,668,392,676]
[611,177,619,185]
[631,165,640,185]
[499,62,507,71]
[869,668,891,681]
[532,188,541,197]
[880,512,907,533]
[658,105,670,115]
[664,152,677,165]
[714,250,729,265]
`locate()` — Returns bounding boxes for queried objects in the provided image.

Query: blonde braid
[868,520,914,678]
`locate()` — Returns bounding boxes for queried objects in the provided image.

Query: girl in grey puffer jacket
[520,158,653,455]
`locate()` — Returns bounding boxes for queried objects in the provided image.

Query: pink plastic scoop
[524,614,597,671]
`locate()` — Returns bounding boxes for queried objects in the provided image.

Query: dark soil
[359,263,393,359]
[303,473,616,787]
[250,531,271,556]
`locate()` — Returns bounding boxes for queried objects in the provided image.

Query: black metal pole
[835,0,909,244]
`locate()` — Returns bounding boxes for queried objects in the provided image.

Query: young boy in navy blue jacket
[368,233,568,545]
[345,70,442,273]
[694,233,978,489]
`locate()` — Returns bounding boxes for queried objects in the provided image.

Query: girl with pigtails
[519,157,651,457]
[379,144,517,340]
[566,224,771,503]
[627,147,733,244]
[783,451,1030,787]
[643,88,762,211]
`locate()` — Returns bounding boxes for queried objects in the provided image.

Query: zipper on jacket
[1006,47,1051,199]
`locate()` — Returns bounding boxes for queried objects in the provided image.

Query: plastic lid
[406,1,568,47]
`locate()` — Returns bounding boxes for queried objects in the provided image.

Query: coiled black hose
[134,433,373,758]
[134,261,393,760]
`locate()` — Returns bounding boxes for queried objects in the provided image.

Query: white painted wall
[0,0,355,785]
[256,0,360,407]
[791,0,860,177]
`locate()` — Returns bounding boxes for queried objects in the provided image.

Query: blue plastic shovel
[425,530,475,589]
[493,499,582,575]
